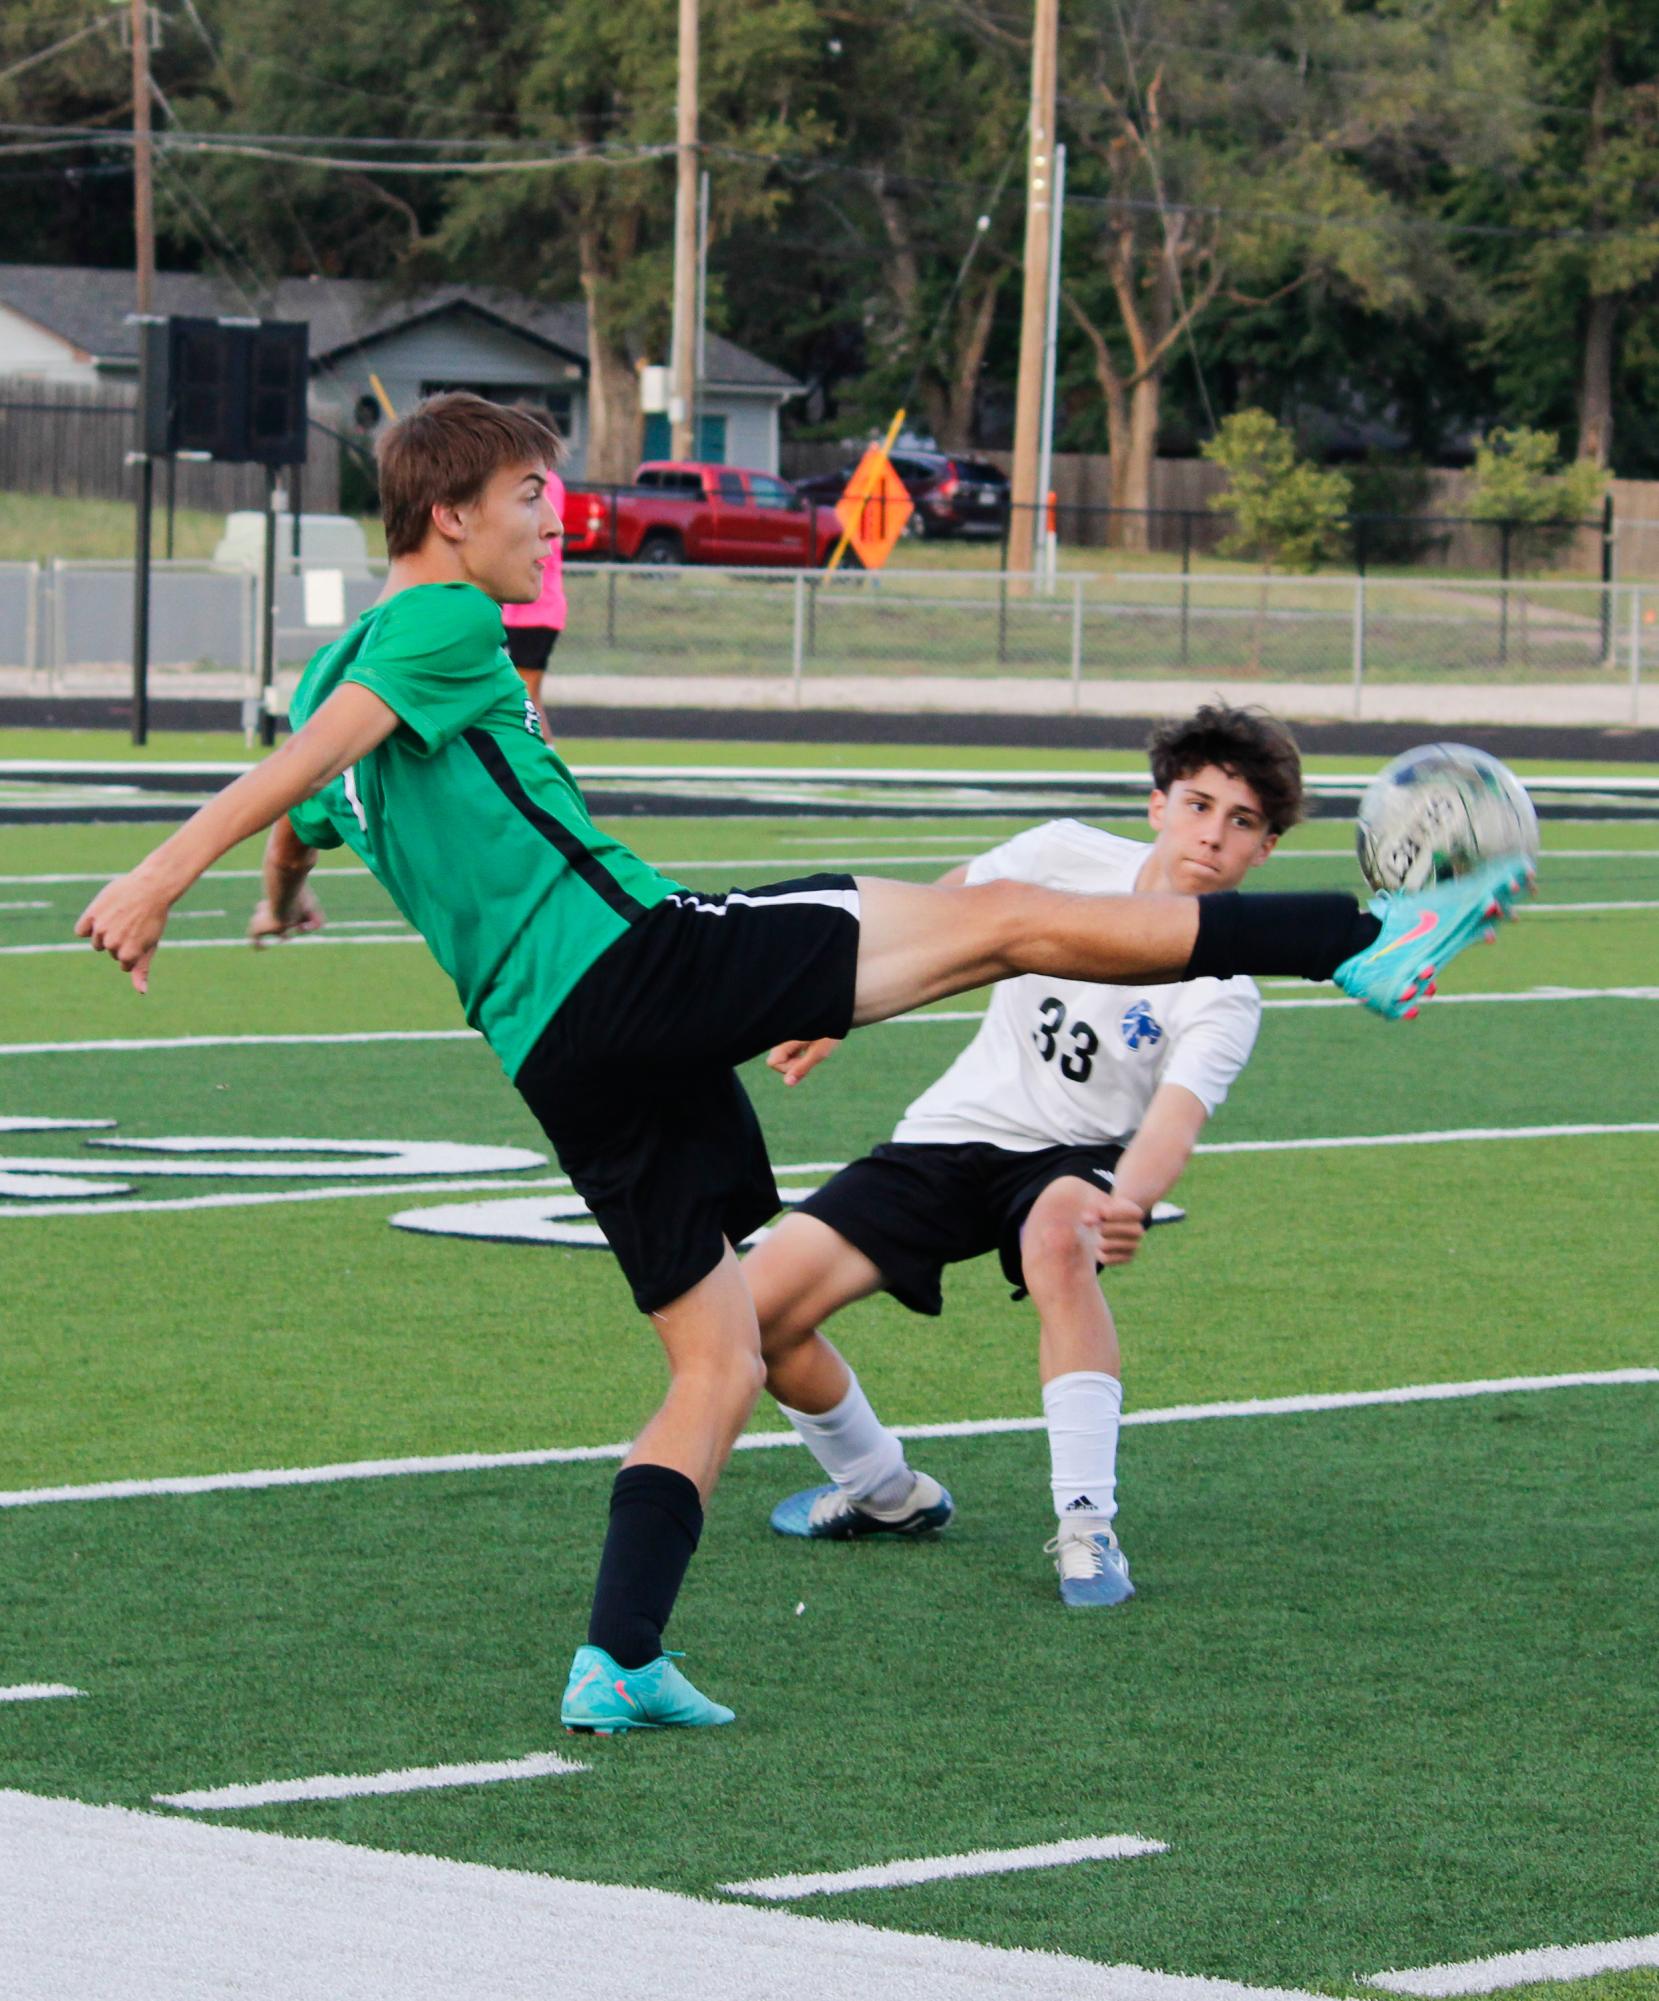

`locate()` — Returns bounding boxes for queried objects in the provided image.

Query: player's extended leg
[562,1245,761,1734]
[1019,1179,1135,1608]
[749,1213,952,1538]
[846,863,1529,1026]
[849,876,1203,1025]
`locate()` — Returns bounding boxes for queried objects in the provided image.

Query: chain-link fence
[1,560,1650,721]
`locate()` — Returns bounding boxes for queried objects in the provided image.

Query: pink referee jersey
[502,467,568,632]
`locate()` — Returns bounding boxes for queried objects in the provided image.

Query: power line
[0,119,1650,251]
[0,16,118,88]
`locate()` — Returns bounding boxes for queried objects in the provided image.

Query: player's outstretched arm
[1106,1084,1211,1261]
[76,683,398,991]
[767,1037,841,1087]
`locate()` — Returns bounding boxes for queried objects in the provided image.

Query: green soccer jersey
[286,580,681,1077]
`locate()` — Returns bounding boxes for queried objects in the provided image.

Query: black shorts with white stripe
[514,875,861,1313]
[798,1139,1129,1317]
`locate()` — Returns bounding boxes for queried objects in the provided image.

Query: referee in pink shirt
[501,464,566,737]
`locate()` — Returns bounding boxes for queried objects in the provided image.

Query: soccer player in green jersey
[77,394,1530,1734]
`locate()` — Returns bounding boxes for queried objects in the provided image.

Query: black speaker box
[140,317,309,465]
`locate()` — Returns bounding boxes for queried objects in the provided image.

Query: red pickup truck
[561,462,854,567]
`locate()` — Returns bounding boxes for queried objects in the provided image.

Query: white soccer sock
[779,1370,914,1510]
[1043,1370,1123,1530]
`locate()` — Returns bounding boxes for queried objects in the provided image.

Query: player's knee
[758,1306,814,1367]
[1020,1202,1097,1288]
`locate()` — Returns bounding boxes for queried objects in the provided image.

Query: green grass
[5,727,1659,782]
[3,798,1657,1991]
[0,491,388,564]
[6,1393,1656,1990]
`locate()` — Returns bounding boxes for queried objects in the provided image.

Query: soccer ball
[1355,743,1539,893]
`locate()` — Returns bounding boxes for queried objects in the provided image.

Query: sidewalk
[1,667,1652,730]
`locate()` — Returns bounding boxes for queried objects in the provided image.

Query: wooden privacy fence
[0,376,341,512]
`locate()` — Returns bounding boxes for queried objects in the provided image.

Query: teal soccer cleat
[1333,854,1534,1020]
[560,1645,735,1734]
[769,1470,954,1539]
[1045,1527,1135,1608]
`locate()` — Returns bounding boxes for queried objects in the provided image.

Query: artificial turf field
[2,785,1657,1997]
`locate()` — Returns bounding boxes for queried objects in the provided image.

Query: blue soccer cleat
[560,1644,735,1734]
[1333,854,1534,1020]
[1045,1526,1135,1608]
[769,1470,954,1539]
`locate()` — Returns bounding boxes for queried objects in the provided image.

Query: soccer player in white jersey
[745,706,1301,1606]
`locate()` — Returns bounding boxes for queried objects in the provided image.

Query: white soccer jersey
[892,819,1262,1151]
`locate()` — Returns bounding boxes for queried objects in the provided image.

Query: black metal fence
[1001,497,1615,582]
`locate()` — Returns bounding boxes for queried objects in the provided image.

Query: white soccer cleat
[769,1471,954,1539]
[1045,1525,1135,1607]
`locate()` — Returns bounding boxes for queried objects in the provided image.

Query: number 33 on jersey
[892,820,1263,1153]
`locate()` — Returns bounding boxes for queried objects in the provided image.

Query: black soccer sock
[1186,892,1383,983]
[586,1463,704,1671]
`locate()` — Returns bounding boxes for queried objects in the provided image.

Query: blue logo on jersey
[1120,1000,1163,1050]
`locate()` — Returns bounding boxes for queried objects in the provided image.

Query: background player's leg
[1019,1178,1134,1606]
[748,1213,882,1414]
[747,1214,948,1535]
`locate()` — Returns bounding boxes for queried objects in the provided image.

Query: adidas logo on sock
[1064,1495,1098,1513]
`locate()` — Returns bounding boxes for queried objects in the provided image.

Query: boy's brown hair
[376,393,565,559]
[1146,703,1305,834]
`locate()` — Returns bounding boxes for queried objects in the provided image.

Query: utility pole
[129,0,157,744]
[1007,0,1059,583]
[130,0,155,313]
[670,0,699,461]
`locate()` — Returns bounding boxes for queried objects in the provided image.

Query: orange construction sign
[834,447,914,569]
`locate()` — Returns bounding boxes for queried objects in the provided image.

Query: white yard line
[2,1370,1650,1514]
[0,1683,83,1702]
[1525,899,1659,912]
[0,1172,574,1221]
[0,868,374,885]
[0,1028,483,1056]
[6,985,1659,1060]
[2,1789,1328,2001]
[1196,1121,1659,1153]
[3,1123,1655,1220]
[155,1752,587,1812]
[1366,1934,1659,1995]
[720,1835,1167,1901]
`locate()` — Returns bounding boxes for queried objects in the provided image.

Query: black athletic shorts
[505,626,560,676]
[514,875,860,1313]
[798,1139,1128,1317]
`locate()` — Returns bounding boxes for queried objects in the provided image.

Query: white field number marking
[1366,1933,1659,1995]
[156,1751,587,1812]
[720,1834,1167,1901]
[0,1684,84,1702]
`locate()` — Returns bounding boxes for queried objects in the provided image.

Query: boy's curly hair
[1146,704,1304,834]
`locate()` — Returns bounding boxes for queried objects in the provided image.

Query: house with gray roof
[0,263,803,478]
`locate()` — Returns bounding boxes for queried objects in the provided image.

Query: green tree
[1056,0,1528,544]
[1476,0,1659,469]
[1202,407,1351,571]
[1468,426,1604,524]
